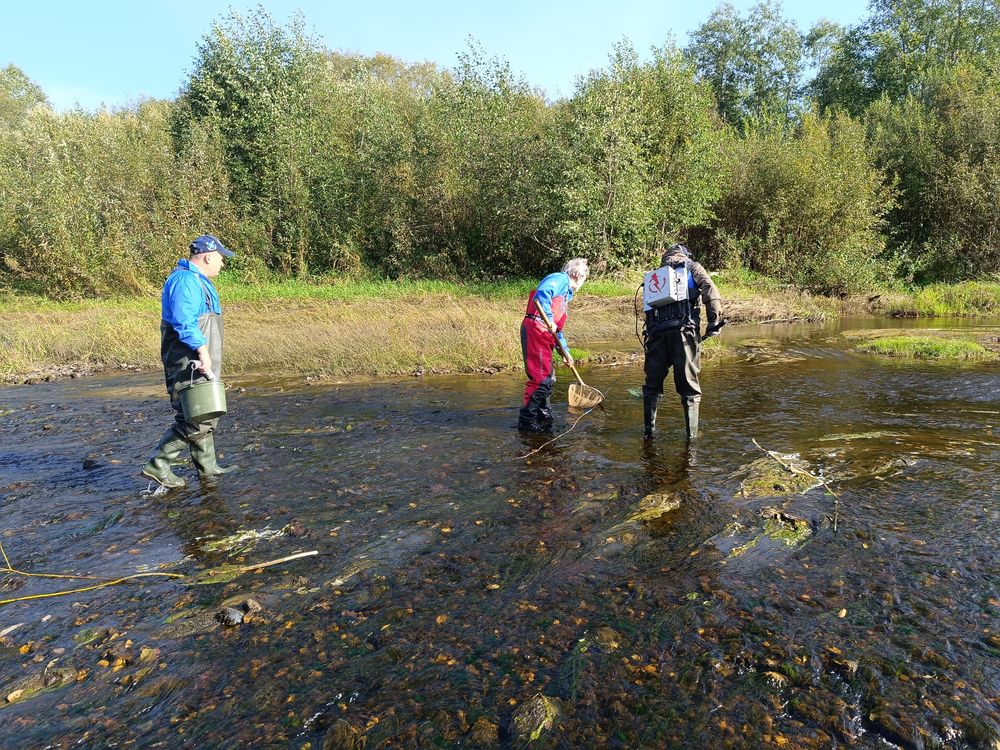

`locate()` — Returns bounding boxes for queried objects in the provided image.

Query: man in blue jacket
[142,234,236,488]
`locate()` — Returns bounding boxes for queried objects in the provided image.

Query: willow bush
[0,101,234,299]
[705,110,892,294]
[866,69,1000,282]
[556,42,727,270]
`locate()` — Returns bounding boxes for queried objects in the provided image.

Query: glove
[704,320,726,338]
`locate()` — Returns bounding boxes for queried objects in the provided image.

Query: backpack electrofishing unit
[643,259,692,325]
[634,248,727,349]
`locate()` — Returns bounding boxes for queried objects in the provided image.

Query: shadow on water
[0,319,998,748]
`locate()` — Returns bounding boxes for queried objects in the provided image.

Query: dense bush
[557,42,727,270]
[0,102,234,298]
[0,2,997,299]
[705,110,891,293]
[867,69,1000,281]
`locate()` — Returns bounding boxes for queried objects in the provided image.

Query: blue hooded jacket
[161,259,221,350]
[529,271,574,351]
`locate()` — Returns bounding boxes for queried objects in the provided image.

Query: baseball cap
[189,234,235,258]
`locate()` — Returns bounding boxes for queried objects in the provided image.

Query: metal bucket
[178,379,227,422]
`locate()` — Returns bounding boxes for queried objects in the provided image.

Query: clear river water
[0,318,998,749]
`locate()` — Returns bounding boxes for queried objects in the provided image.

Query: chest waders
[641,279,702,441]
[142,274,234,488]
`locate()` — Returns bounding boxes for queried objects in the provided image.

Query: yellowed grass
[0,294,638,381]
[0,282,864,382]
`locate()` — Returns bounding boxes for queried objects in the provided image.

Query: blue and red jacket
[524,271,573,351]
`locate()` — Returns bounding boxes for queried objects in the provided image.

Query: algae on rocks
[736,456,821,498]
[761,508,813,547]
[626,492,681,523]
[511,694,562,743]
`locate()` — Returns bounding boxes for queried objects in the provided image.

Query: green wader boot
[190,434,236,478]
[142,428,188,489]
[683,402,700,441]
[643,395,659,439]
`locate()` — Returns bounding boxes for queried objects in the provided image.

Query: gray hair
[562,257,589,281]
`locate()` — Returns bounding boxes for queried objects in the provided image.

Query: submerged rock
[593,626,624,652]
[467,716,499,746]
[215,607,244,627]
[157,608,220,639]
[322,718,366,750]
[626,492,681,523]
[2,665,79,706]
[760,508,812,547]
[736,457,821,498]
[511,694,562,743]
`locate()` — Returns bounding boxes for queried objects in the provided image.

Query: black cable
[633,283,645,350]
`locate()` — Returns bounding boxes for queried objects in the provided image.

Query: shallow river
[1,319,998,749]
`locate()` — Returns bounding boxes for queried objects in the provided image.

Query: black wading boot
[141,428,188,489]
[643,395,659,439]
[683,402,700,441]
[190,434,236,478]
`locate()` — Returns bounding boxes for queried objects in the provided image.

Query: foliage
[866,68,1000,280]
[0,65,48,128]
[2,4,999,298]
[704,109,892,293]
[882,281,1000,316]
[812,0,1000,115]
[0,101,234,298]
[172,9,325,276]
[413,43,562,277]
[558,42,727,270]
[686,1,805,128]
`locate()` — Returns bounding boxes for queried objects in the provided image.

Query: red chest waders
[518,290,567,432]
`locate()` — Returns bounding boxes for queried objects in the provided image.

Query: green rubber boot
[190,434,236,478]
[643,395,659,439]
[683,402,700,441]
[141,428,188,489]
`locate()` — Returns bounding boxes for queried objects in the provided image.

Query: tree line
[1,0,997,299]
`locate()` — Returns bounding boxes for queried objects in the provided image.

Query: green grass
[882,281,1000,317]
[3,272,998,382]
[711,268,791,295]
[857,335,996,360]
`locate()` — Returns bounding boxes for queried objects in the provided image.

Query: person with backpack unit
[518,258,589,433]
[641,243,724,440]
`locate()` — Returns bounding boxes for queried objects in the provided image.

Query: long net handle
[533,299,585,388]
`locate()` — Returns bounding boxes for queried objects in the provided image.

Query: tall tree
[173,9,322,275]
[813,0,1000,113]
[0,65,48,129]
[686,1,805,128]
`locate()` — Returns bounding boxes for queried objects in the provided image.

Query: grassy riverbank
[1,275,998,384]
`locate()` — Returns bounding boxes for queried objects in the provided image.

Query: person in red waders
[518,258,590,433]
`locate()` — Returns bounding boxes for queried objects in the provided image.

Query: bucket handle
[188,360,214,387]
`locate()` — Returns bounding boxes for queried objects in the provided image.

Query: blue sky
[4,1,871,110]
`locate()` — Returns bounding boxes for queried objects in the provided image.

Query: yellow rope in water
[0,537,184,606]
[0,572,185,606]
[0,535,315,606]
[1,539,106,580]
